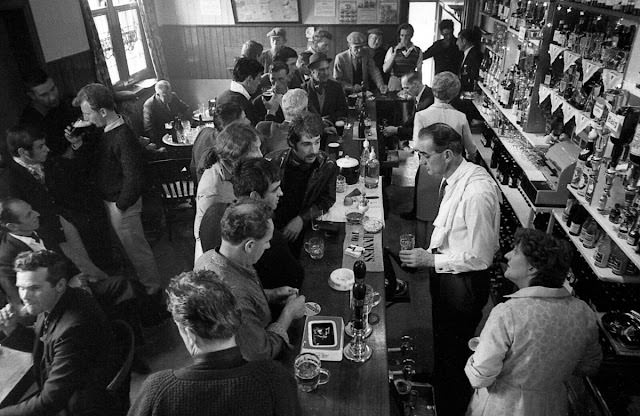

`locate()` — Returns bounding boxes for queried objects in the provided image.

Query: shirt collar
[230,81,251,100]
[190,347,245,371]
[444,158,470,187]
[505,286,572,299]
[10,232,45,247]
[416,86,426,102]
[104,115,125,133]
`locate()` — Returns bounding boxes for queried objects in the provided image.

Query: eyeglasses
[414,149,445,160]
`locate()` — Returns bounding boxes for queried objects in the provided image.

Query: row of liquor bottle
[489,138,524,190]
[552,15,636,61]
[563,199,640,275]
[482,0,549,29]
[482,60,536,128]
[569,0,640,14]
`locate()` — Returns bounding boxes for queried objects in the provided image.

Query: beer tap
[344,260,373,362]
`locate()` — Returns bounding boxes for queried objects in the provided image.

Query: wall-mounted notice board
[231,0,301,23]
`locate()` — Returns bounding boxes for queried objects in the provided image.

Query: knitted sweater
[128,347,301,416]
[96,123,144,210]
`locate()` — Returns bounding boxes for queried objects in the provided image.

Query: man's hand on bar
[399,248,434,268]
[265,286,299,305]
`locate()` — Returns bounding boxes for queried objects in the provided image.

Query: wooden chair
[146,158,196,240]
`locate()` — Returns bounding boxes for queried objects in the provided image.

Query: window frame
[90,0,154,87]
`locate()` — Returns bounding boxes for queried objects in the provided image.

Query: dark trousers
[430,269,490,416]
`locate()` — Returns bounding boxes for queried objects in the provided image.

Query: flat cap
[347,31,366,46]
[367,28,384,37]
[266,27,286,38]
[308,52,333,69]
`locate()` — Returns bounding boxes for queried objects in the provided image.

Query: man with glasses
[400,123,500,416]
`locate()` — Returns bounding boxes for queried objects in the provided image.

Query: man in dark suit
[381,71,434,142]
[303,52,348,125]
[217,58,274,126]
[0,250,124,416]
[334,31,387,95]
[0,125,108,280]
[457,28,483,93]
[142,80,190,143]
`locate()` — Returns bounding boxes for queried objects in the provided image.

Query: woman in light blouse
[465,228,602,416]
[194,123,262,261]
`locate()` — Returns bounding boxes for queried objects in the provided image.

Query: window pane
[113,0,135,5]
[118,9,147,76]
[88,0,107,10]
[93,15,120,83]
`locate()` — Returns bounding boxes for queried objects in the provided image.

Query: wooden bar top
[283,97,389,415]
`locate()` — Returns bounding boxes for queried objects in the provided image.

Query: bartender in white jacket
[400,122,500,416]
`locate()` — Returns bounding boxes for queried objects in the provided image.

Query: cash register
[520,140,580,207]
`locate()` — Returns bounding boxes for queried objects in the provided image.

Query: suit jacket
[333,49,385,94]
[397,86,435,138]
[302,79,348,124]
[0,232,60,307]
[0,288,120,416]
[142,93,190,143]
[459,46,483,93]
[0,160,64,245]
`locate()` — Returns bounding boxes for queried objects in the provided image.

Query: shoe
[399,210,416,220]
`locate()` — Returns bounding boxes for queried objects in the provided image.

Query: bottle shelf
[567,185,640,277]
[478,82,548,147]
[472,133,534,227]
[558,1,640,23]
[552,210,640,284]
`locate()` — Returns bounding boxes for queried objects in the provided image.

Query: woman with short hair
[383,23,423,91]
[194,123,262,260]
[465,228,602,416]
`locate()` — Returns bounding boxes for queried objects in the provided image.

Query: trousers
[430,269,490,416]
[104,198,160,293]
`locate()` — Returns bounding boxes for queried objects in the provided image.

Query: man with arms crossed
[400,123,500,416]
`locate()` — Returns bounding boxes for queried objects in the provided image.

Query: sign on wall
[231,0,301,23]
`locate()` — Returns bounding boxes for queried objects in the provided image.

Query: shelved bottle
[570,133,596,191]
[594,235,612,267]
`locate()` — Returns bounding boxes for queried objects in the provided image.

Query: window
[88,0,153,86]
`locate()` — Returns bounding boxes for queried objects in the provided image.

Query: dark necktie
[438,179,448,205]
[31,233,41,243]
[315,82,325,95]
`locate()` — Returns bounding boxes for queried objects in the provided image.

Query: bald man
[142,80,190,143]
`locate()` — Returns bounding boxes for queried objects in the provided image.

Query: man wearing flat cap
[259,27,286,74]
[302,52,347,125]
[368,28,389,85]
[334,31,387,95]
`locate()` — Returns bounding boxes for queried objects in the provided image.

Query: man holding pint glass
[129,270,301,416]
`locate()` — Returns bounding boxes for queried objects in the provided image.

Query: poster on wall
[231,0,300,23]
[378,2,397,24]
[315,0,336,17]
[356,0,377,24]
[338,0,357,23]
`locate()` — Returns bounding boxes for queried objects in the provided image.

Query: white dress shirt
[230,81,251,100]
[429,159,500,274]
[10,233,46,252]
[412,101,476,157]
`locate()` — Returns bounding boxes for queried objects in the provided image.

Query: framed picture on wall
[231,0,301,23]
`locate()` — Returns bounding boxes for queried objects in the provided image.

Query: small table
[0,346,32,406]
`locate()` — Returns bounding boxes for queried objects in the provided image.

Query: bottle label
[605,112,624,137]
[592,101,605,119]
[569,222,582,235]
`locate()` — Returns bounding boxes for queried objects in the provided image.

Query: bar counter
[283,97,390,415]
